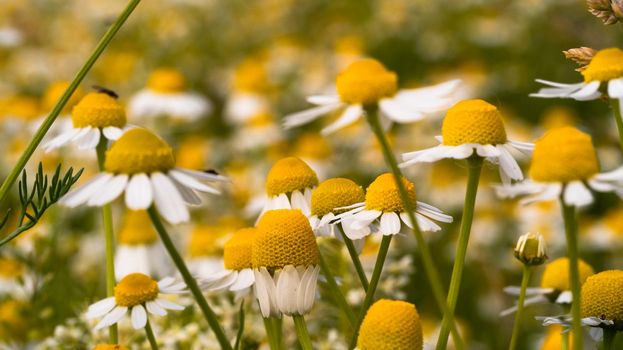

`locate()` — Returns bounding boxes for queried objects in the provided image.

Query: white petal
[563,182,593,207]
[282,103,342,129]
[475,144,501,158]
[496,146,523,182]
[95,306,127,330]
[379,98,425,123]
[320,104,363,135]
[379,212,401,235]
[169,169,220,194]
[569,81,601,101]
[155,298,185,311]
[171,177,202,205]
[158,277,175,289]
[176,168,229,183]
[151,172,189,224]
[86,297,116,319]
[416,202,453,223]
[87,174,128,206]
[102,126,124,140]
[43,128,80,152]
[59,173,114,208]
[131,305,147,329]
[77,128,101,150]
[290,190,311,216]
[276,265,298,315]
[253,269,272,318]
[230,269,255,291]
[306,95,340,105]
[146,300,167,316]
[125,174,153,210]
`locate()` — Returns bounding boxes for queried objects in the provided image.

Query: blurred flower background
[2,0,623,349]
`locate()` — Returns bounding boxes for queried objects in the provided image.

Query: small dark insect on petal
[203,169,220,175]
[92,85,119,99]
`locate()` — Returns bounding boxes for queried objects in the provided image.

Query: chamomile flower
[86,273,186,330]
[309,177,365,237]
[531,48,623,104]
[335,173,453,239]
[400,99,533,184]
[495,126,623,206]
[59,128,227,224]
[252,209,320,317]
[283,58,462,135]
[263,157,319,216]
[357,299,423,350]
[187,225,227,278]
[128,68,211,122]
[43,91,127,152]
[201,228,256,293]
[225,58,271,124]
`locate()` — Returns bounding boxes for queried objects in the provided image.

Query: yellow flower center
[311,178,365,216]
[233,58,270,93]
[71,92,126,128]
[188,225,224,258]
[117,211,158,246]
[295,133,332,160]
[105,128,175,175]
[581,270,623,322]
[540,257,594,292]
[224,228,255,271]
[581,48,623,82]
[365,173,416,212]
[336,59,398,105]
[265,157,319,197]
[357,299,423,350]
[0,257,23,279]
[93,345,130,350]
[43,80,82,113]
[441,99,507,146]
[147,68,187,93]
[529,127,599,183]
[114,273,159,307]
[253,209,319,269]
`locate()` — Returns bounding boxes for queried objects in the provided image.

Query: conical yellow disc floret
[253,209,319,269]
[581,270,623,322]
[224,228,255,271]
[188,225,224,258]
[441,99,507,146]
[540,257,594,291]
[105,128,175,175]
[0,257,23,279]
[311,178,365,216]
[529,127,599,183]
[93,345,130,350]
[582,48,623,82]
[265,157,318,196]
[365,173,416,212]
[357,299,423,350]
[114,273,159,307]
[117,211,157,246]
[71,92,126,128]
[336,59,398,105]
[147,68,187,93]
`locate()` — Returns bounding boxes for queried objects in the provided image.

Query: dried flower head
[587,0,623,25]
[563,47,597,72]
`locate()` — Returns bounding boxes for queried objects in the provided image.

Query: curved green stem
[145,318,160,350]
[262,317,280,350]
[604,328,616,350]
[610,99,623,153]
[508,265,533,350]
[349,235,392,348]
[336,224,369,291]
[147,207,233,350]
[318,251,357,327]
[292,315,313,350]
[364,105,463,349]
[95,137,118,344]
[0,0,141,205]
[559,194,583,350]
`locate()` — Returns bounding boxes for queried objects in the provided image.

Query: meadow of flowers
[3,0,623,349]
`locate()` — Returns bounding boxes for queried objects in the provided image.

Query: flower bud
[588,0,623,25]
[514,232,547,266]
[563,47,597,72]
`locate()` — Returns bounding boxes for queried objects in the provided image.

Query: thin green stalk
[436,156,483,350]
[336,224,369,291]
[559,195,583,350]
[604,328,616,350]
[271,317,284,350]
[610,99,623,153]
[95,137,118,344]
[147,207,233,350]
[349,235,392,348]
[145,318,160,350]
[364,105,463,349]
[262,317,279,350]
[561,332,569,350]
[292,315,313,350]
[508,265,533,350]
[318,251,357,327]
[0,0,141,205]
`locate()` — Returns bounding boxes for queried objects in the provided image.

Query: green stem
[364,105,464,349]
[292,315,313,350]
[147,207,233,350]
[604,328,616,350]
[349,235,392,348]
[262,317,279,350]
[508,265,533,350]
[145,318,160,350]
[561,331,569,350]
[610,99,623,153]
[436,156,482,350]
[0,0,141,205]
[318,251,357,327]
[336,224,369,291]
[272,317,284,350]
[95,136,118,344]
[559,194,583,350]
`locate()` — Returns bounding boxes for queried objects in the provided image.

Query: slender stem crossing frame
[293,315,313,350]
[145,318,160,350]
[508,265,533,350]
[337,224,369,291]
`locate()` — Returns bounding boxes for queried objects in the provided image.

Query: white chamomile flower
[262,157,318,216]
[43,91,128,152]
[400,99,533,184]
[335,173,453,239]
[283,58,462,135]
[86,273,185,330]
[309,177,365,239]
[495,126,623,207]
[59,128,228,224]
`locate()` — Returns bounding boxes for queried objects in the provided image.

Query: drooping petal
[131,305,148,329]
[125,174,153,210]
[87,174,128,206]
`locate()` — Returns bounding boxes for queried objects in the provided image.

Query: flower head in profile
[252,209,320,317]
[59,128,228,224]
[44,90,127,152]
[357,299,423,350]
[86,273,185,330]
[400,99,533,184]
[335,173,453,239]
[128,68,211,122]
[263,157,319,216]
[309,177,365,237]
[495,126,623,206]
[283,58,462,135]
[514,232,548,266]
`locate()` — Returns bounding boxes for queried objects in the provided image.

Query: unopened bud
[563,47,597,72]
[514,232,547,266]
[588,0,623,25]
